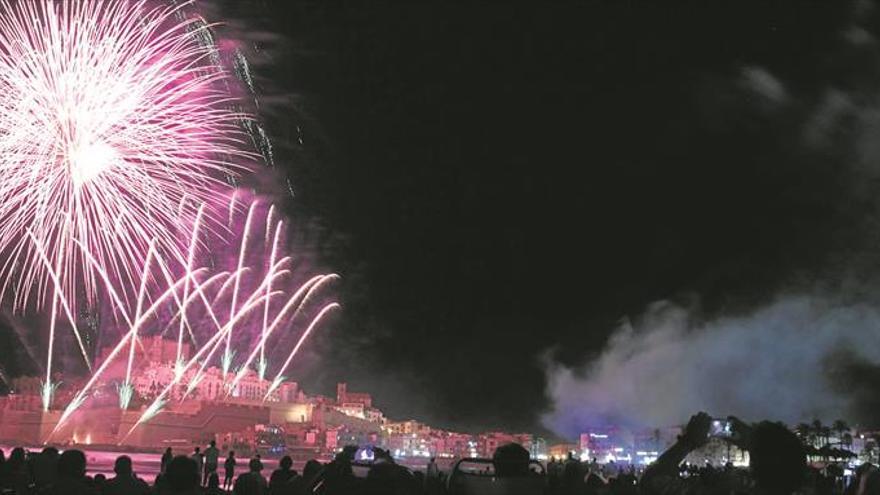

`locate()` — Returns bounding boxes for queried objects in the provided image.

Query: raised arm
[642,412,711,483]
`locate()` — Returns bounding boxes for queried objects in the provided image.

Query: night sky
[227,0,880,433]
[0,0,873,435]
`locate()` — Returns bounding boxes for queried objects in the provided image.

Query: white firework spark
[0,0,252,313]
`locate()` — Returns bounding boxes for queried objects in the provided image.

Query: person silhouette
[269,455,297,494]
[165,455,201,495]
[224,451,237,489]
[191,447,204,485]
[492,443,530,477]
[33,446,59,491]
[205,472,224,495]
[204,441,220,485]
[44,449,93,495]
[233,458,267,495]
[104,455,150,495]
[161,447,173,474]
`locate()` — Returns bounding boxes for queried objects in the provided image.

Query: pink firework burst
[0,0,252,312]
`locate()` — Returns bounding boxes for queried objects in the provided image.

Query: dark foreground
[0,413,868,494]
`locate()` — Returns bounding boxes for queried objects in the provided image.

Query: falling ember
[0,0,252,314]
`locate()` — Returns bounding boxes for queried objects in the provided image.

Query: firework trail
[50,260,200,435]
[260,207,280,380]
[125,271,282,440]
[0,0,252,315]
[228,274,339,393]
[46,195,339,440]
[223,200,259,376]
[265,302,340,400]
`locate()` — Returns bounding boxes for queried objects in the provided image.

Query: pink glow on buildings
[1,339,547,461]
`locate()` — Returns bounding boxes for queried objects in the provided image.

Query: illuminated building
[0,338,555,463]
[382,419,431,436]
[333,382,384,422]
[476,432,533,458]
[548,443,578,460]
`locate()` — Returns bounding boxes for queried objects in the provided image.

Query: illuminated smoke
[542,296,880,436]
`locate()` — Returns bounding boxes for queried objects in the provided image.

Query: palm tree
[832,420,849,445]
[795,423,812,445]
[820,426,831,447]
[842,433,853,452]
[811,419,824,446]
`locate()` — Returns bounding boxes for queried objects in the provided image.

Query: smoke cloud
[542,3,880,439]
[542,295,880,437]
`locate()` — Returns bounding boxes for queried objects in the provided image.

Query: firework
[0,1,338,443]
[0,0,251,314]
[45,195,339,440]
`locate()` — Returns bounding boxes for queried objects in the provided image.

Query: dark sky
[223,0,880,434]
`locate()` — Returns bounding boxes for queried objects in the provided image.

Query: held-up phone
[710,418,732,438]
[355,446,375,462]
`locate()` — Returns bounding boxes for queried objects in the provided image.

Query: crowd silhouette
[0,412,872,494]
